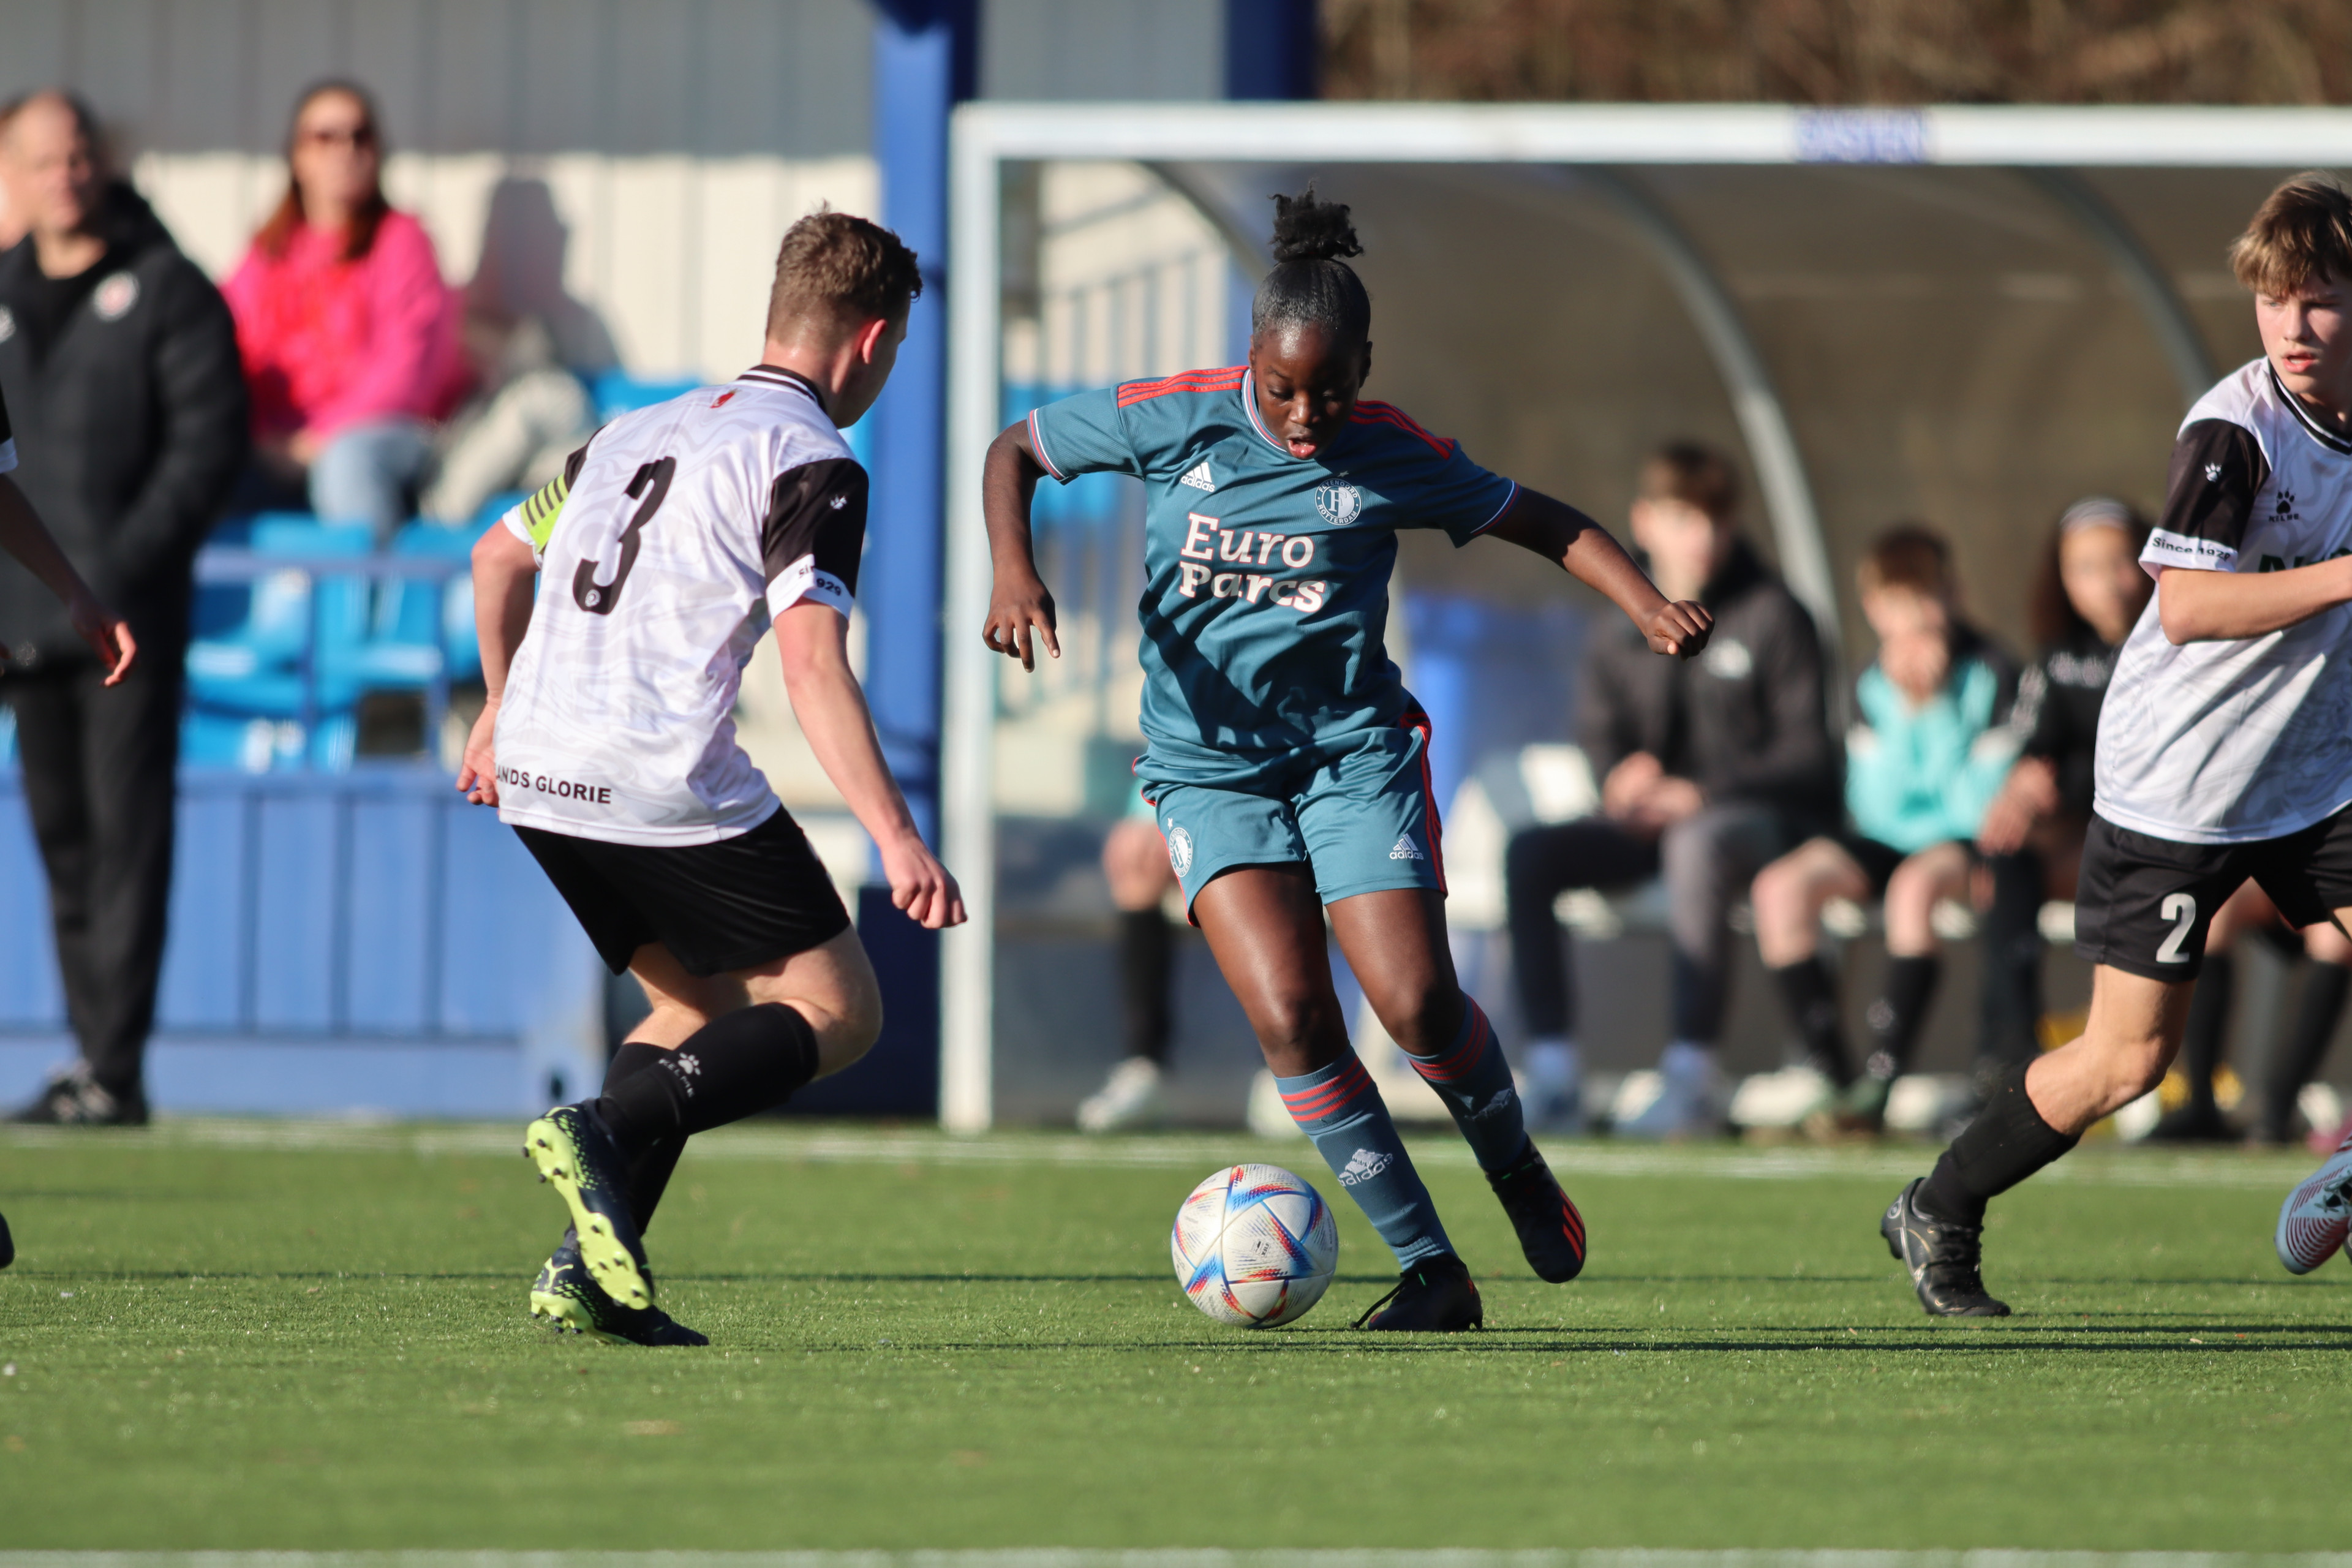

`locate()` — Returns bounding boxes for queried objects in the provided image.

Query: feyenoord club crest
[1166,824,1194,878]
[1314,482,1363,526]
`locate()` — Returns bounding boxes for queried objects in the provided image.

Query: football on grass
[1171,1164,1338,1328]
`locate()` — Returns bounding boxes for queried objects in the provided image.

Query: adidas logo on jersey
[1178,461,1216,493]
[1389,834,1425,861]
[1339,1147,1394,1186]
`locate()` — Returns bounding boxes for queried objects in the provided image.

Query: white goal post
[939,100,2352,1131]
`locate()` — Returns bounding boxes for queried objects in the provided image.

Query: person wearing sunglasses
[222,81,470,542]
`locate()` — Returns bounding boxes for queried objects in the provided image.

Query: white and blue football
[1170,1163,1339,1328]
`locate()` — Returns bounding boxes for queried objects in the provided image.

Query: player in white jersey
[1882,173,2352,1316]
[459,211,963,1345]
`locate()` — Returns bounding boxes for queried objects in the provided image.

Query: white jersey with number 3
[492,366,868,845]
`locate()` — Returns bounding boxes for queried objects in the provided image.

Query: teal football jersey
[1028,366,1517,788]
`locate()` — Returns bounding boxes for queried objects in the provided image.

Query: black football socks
[1864,954,1941,1082]
[2177,952,2234,1112]
[603,1041,688,1230]
[592,1003,821,1158]
[1770,957,1852,1084]
[1977,851,2046,1069]
[2263,960,2352,1140]
[1917,1065,2079,1227]
[1118,908,1175,1065]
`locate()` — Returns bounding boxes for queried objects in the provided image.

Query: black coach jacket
[0,184,246,666]
[1575,537,1839,825]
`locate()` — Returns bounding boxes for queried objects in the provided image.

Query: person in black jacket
[0,92,246,1125]
[1504,443,1836,1134]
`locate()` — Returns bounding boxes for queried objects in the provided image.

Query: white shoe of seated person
[1077,1056,1169,1134]
[1615,1042,1725,1140]
[1728,1063,1836,1132]
[1521,1039,1584,1133]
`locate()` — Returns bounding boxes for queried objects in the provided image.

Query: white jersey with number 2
[2095,358,2352,845]
[492,365,868,846]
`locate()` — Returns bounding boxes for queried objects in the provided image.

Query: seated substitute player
[1884,172,2352,1316]
[982,189,1711,1331]
[0,376,139,1272]
[1749,526,2018,1137]
[460,210,965,1346]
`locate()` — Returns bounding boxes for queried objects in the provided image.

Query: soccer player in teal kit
[982,190,1711,1330]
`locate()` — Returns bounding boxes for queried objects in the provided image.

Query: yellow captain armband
[517,469,571,552]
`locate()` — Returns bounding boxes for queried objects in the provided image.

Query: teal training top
[1846,655,2020,853]
[1028,366,1518,790]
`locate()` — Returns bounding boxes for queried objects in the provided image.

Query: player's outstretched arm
[2155,557,2352,643]
[0,475,134,684]
[1483,486,1712,658]
[979,420,1061,672]
[458,522,539,807]
[774,601,967,931]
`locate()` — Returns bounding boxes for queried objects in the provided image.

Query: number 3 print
[573,456,676,616]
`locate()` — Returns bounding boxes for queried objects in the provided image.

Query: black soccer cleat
[524,1104,654,1311]
[530,1229,706,1347]
[1486,1142,1586,1282]
[8,1063,148,1126]
[1355,1253,1484,1332]
[1882,1178,2011,1317]
[0,1208,12,1270]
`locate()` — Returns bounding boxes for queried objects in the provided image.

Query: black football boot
[524,1104,654,1310]
[1486,1142,1586,1282]
[1355,1253,1483,1332]
[530,1228,706,1347]
[1881,1178,2011,1317]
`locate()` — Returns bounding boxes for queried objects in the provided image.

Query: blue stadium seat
[344,522,485,692]
[183,515,373,770]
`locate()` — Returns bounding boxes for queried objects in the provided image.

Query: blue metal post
[824,0,975,1120]
[864,0,975,852]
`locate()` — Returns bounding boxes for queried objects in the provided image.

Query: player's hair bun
[1268,187,1363,265]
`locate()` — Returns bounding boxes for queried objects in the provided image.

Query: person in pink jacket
[223,81,468,540]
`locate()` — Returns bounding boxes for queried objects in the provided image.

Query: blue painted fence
[0,766,606,1118]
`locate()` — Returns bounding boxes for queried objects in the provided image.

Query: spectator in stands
[224,81,468,541]
[1503,443,1835,1136]
[0,91,246,1125]
[1750,526,2019,1136]
[415,311,592,527]
[1974,499,2152,1081]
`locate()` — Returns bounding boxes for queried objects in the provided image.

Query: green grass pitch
[0,1121,2345,1550]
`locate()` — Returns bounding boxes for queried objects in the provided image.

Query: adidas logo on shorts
[1389,834,1424,861]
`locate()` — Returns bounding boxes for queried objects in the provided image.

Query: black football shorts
[514,807,852,977]
[2073,806,2352,982]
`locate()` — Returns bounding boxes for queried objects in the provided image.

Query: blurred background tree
[1321,0,2352,104]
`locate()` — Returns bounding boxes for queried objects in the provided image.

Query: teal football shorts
[1142,722,1446,921]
